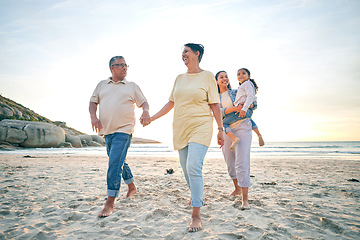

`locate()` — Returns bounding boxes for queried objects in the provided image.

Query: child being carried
[223,68,259,150]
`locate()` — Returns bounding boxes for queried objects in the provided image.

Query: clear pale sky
[1,0,359,144]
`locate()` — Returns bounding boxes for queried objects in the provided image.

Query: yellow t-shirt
[169,70,220,150]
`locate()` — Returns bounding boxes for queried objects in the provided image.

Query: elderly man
[89,56,150,217]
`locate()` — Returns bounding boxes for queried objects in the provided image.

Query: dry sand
[0,154,359,239]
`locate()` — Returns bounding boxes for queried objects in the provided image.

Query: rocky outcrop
[0,120,65,148]
[0,120,107,149]
[77,134,102,147]
[0,94,160,149]
[131,137,162,144]
[65,134,82,148]
[91,135,105,145]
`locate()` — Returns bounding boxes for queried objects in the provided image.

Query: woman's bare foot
[126,182,137,198]
[230,189,242,196]
[189,216,202,232]
[98,196,115,217]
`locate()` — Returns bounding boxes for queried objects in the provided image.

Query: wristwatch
[218,127,224,131]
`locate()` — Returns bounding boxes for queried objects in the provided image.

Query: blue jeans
[223,108,253,133]
[250,119,258,130]
[104,132,134,197]
[178,142,208,207]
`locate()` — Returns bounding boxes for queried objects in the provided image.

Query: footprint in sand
[320,217,344,234]
[62,212,84,222]
[144,208,170,221]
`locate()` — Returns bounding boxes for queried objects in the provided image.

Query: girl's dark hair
[184,43,204,63]
[238,68,258,94]
[215,70,232,93]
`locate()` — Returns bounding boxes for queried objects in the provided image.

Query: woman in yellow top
[148,43,224,232]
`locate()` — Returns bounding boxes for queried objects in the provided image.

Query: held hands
[140,110,151,127]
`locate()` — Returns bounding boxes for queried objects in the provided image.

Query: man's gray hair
[109,56,124,69]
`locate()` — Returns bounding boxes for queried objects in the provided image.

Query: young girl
[222,68,264,150]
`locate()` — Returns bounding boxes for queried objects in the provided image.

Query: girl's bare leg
[227,132,240,151]
[253,128,261,137]
[253,128,265,146]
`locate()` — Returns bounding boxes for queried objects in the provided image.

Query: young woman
[215,69,260,209]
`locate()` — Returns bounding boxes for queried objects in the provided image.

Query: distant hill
[0,94,85,135]
[0,94,160,144]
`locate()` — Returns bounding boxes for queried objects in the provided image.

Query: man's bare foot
[126,182,137,198]
[98,196,115,217]
[189,216,202,232]
[230,189,242,196]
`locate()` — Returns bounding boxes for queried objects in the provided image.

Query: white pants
[221,119,252,187]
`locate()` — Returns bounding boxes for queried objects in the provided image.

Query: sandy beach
[0,154,359,239]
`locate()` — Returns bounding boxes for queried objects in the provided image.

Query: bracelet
[218,127,224,131]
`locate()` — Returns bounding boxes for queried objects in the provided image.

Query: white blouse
[220,90,234,108]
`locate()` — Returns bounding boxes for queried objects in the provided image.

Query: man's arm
[139,101,151,126]
[89,101,103,133]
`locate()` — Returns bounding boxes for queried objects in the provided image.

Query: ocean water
[0,141,359,161]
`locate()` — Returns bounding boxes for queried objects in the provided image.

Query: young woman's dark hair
[238,68,258,94]
[215,70,232,93]
[184,43,204,63]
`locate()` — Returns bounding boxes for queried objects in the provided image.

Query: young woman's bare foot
[98,196,115,217]
[240,201,250,210]
[189,216,202,232]
[126,182,137,198]
[240,187,250,210]
[230,179,242,196]
[230,189,242,196]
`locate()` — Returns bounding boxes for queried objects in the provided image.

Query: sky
[0,0,359,144]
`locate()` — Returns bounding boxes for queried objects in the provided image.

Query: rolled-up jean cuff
[107,189,119,197]
[107,177,134,197]
[124,177,134,185]
[192,200,203,208]
[225,126,232,134]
